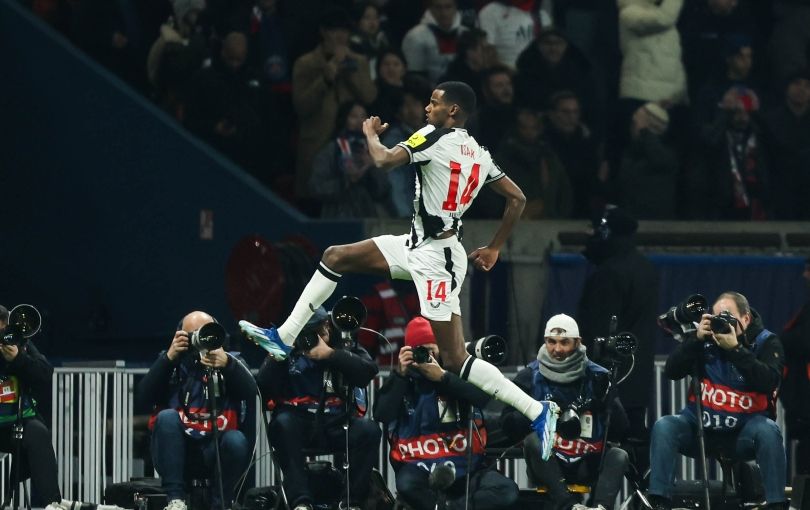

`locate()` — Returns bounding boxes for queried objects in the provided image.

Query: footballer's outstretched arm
[469,175,526,272]
[363,116,410,170]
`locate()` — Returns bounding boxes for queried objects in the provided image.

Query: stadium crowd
[26,0,810,221]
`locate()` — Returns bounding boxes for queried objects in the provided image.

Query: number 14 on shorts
[426,280,448,302]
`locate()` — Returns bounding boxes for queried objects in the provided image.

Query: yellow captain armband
[404,132,427,149]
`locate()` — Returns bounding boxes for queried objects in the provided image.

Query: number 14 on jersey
[442,161,481,212]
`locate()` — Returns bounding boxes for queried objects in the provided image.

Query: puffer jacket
[618,0,686,103]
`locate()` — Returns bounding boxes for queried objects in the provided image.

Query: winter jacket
[618,0,686,103]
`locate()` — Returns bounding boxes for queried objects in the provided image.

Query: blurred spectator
[370,50,407,122]
[688,86,771,220]
[679,0,762,102]
[768,0,810,90]
[227,0,291,88]
[478,0,543,68]
[292,8,377,205]
[439,28,493,102]
[185,32,270,177]
[543,91,605,219]
[380,76,433,218]
[779,257,810,476]
[350,2,391,79]
[147,4,208,119]
[761,70,810,220]
[618,103,678,219]
[617,0,686,105]
[496,110,573,219]
[401,0,468,83]
[467,66,516,152]
[514,28,597,124]
[71,0,153,90]
[309,102,391,218]
[694,34,758,127]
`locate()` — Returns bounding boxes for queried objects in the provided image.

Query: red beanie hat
[405,317,435,347]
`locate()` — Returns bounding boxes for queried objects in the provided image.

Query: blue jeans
[649,413,786,504]
[151,409,251,507]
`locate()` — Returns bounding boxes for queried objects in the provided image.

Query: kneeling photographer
[0,304,63,507]
[256,303,380,510]
[500,314,629,510]
[136,311,255,510]
[373,317,519,510]
[649,292,787,510]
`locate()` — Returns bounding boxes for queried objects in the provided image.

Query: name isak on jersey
[460,145,475,158]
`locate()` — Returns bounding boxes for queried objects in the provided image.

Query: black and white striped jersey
[397,125,505,247]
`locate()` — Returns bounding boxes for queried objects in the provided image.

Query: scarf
[537,344,588,384]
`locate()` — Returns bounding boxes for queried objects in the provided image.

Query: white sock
[276,262,341,345]
[461,356,543,421]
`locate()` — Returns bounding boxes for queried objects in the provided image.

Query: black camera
[465,335,507,366]
[591,332,637,360]
[1,304,42,347]
[412,345,432,364]
[658,294,709,338]
[294,296,368,352]
[189,322,226,354]
[557,397,592,440]
[709,311,738,335]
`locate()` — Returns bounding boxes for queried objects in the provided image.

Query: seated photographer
[648,292,787,510]
[256,305,380,510]
[373,317,519,510]
[500,314,629,510]
[0,305,63,507]
[136,311,255,510]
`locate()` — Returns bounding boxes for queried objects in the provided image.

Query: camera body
[708,311,738,335]
[293,296,368,353]
[412,345,432,364]
[592,332,637,361]
[557,396,593,440]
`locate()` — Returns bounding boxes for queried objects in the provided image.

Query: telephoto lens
[412,345,432,364]
[190,322,226,353]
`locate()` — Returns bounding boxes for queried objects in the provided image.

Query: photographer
[137,311,255,510]
[648,292,787,510]
[256,306,380,510]
[0,305,62,507]
[373,317,519,510]
[501,314,629,510]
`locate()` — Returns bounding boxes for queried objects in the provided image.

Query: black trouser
[0,418,61,505]
[269,407,381,507]
[524,433,628,510]
[395,463,519,510]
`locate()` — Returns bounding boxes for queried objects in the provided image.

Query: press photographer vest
[148,358,242,439]
[388,380,486,480]
[682,329,776,432]
[265,355,366,416]
[0,376,37,425]
[528,360,607,463]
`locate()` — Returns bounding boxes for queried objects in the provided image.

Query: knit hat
[543,314,580,338]
[172,0,205,22]
[405,317,435,347]
[642,103,669,135]
[301,306,329,333]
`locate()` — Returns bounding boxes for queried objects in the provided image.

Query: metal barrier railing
[48,360,789,503]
